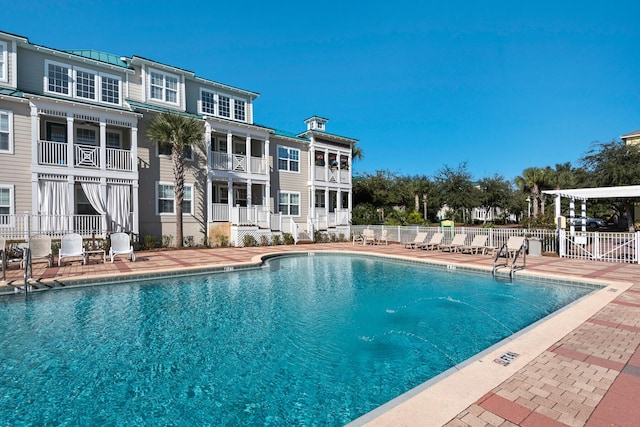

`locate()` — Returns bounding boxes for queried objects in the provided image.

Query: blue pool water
[0,254,596,426]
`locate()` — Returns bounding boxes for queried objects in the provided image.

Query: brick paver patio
[1,242,639,426]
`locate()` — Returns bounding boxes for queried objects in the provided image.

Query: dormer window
[149,69,179,104]
[0,41,8,83]
[200,89,248,123]
[44,60,121,106]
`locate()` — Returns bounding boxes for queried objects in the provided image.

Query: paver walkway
[1,242,639,426]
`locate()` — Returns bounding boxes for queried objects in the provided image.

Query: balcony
[37,140,134,172]
[210,151,267,175]
[314,166,351,184]
[313,208,350,230]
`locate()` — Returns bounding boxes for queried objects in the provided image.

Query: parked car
[569,217,607,229]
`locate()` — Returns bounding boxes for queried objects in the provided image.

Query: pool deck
[2,242,639,427]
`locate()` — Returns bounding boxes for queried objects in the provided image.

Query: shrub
[242,234,257,247]
[143,234,158,250]
[338,233,346,242]
[272,234,282,245]
[259,235,271,246]
[183,235,195,247]
[162,234,174,248]
[282,233,295,245]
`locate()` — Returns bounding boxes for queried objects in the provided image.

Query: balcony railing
[210,204,272,228]
[313,166,350,184]
[210,151,267,175]
[37,140,134,172]
[0,213,133,240]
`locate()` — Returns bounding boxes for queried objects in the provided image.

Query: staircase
[296,231,313,244]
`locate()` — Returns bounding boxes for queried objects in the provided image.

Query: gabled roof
[621,129,640,139]
[64,50,130,69]
[297,128,358,144]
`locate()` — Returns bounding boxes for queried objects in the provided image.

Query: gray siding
[270,137,310,225]
[0,100,33,214]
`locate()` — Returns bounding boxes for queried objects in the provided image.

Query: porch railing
[211,151,267,175]
[250,157,268,175]
[314,166,351,183]
[209,203,230,222]
[0,213,133,240]
[38,140,134,171]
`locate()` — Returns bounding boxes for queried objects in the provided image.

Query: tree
[146,112,204,247]
[352,142,364,162]
[581,139,640,231]
[434,163,480,224]
[477,175,513,224]
[514,167,548,217]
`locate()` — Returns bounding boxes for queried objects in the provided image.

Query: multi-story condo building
[0,30,357,246]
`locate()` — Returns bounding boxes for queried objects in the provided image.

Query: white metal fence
[351,225,639,263]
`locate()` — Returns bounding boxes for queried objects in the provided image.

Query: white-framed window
[0,41,8,82]
[0,110,13,154]
[101,73,121,104]
[156,182,193,215]
[218,95,230,117]
[46,60,71,95]
[76,127,97,146]
[0,185,14,226]
[201,89,216,115]
[234,99,245,121]
[277,146,300,172]
[157,141,193,161]
[149,69,179,104]
[278,191,300,216]
[106,131,122,149]
[75,67,96,100]
[44,60,121,105]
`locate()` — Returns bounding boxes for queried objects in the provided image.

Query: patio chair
[405,232,428,249]
[420,233,444,250]
[439,233,468,252]
[375,229,389,245]
[504,236,527,259]
[459,235,489,255]
[109,232,136,263]
[58,233,86,266]
[21,234,53,268]
[362,229,376,245]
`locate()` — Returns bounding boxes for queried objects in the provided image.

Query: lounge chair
[439,233,468,252]
[58,233,86,266]
[504,236,527,259]
[362,229,376,245]
[109,232,136,262]
[420,232,444,250]
[375,229,389,245]
[459,235,489,255]
[405,232,428,249]
[22,234,53,268]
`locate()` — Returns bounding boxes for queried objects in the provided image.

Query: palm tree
[514,167,547,217]
[352,142,364,162]
[146,112,204,248]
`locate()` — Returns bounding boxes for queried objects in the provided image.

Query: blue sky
[3,1,639,181]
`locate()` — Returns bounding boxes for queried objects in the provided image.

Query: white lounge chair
[58,233,87,266]
[22,234,53,268]
[439,233,467,252]
[405,232,428,249]
[362,229,376,245]
[459,235,489,254]
[420,232,444,250]
[375,229,389,245]
[504,236,527,259]
[109,233,136,262]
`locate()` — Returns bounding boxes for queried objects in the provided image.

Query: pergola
[542,185,640,231]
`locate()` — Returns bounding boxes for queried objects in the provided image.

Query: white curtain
[107,184,131,232]
[80,183,107,215]
[38,180,69,232]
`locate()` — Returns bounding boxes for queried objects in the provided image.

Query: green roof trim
[0,88,24,98]
[65,50,130,68]
[126,99,202,119]
[298,129,358,143]
[272,129,310,141]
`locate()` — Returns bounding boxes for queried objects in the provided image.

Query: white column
[264,138,271,208]
[67,116,74,169]
[131,126,138,173]
[205,123,212,223]
[226,132,233,170]
[581,200,587,231]
[337,189,342,209]
[67,175,74,232]
[246,135,252,174]
[324,188,329,213]
[247,179,252,208]
[100,178,108,233]
[132,181,139,235]
[99,120,107,170]
[227,177,233,215]
[31,173,38,229]
[204,122,212,169]
[569,198,575,235]
[30,102,39,168]
[324,149,329,181]
[310,184,316,220]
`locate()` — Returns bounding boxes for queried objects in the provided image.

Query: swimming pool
[0,254,597,426]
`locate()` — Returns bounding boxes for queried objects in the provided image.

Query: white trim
[0,109,14,154]
[156,181,194,216]
[148,67,180,106]
[543,185,640,200]
[0,40,7,83]
[0,184,15,227]
[276,144,300,173]
[44,59,72,96]
[278,190,301,217]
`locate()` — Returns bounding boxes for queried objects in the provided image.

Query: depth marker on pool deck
[494,351,520,366]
